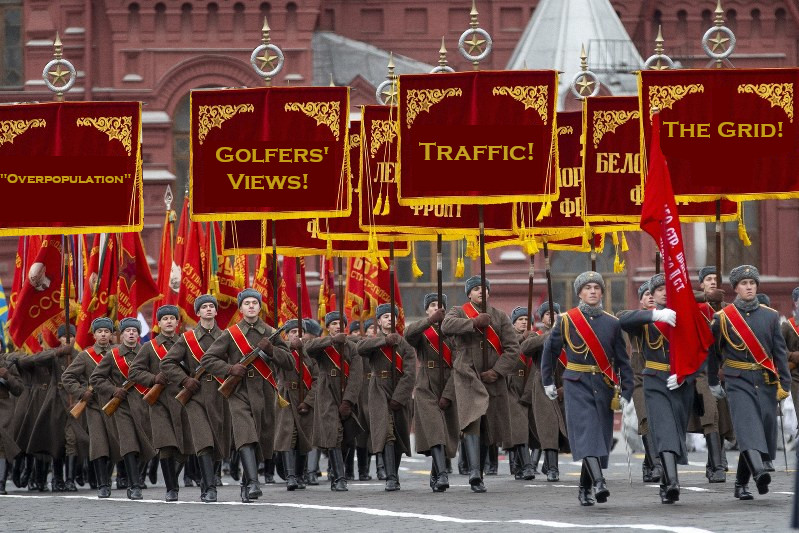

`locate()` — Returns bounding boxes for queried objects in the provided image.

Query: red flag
[207,222,248,328]
[253,254,277,327]
[363,258,404,333]
[151,203,179,329]
[278,256,312,325]
[8,236,64,347]
[117,232,161,319]
[317,256,337,323]
[75,235,119,349]
[176,219,207,326]
[640,115,714,381]
[344,257,366,324]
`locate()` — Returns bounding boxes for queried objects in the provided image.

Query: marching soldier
[301,319,324,486]
[129,305,191,502]
[349,319,374,481]
[202,288,289,503]
[405,293,459,492]
[358,304,416,492]
[90,317,157,500]
[160,294,231,503]
[62,319,121,498]
[505,306,536,481]
[273,318,317,491]
[521,301,568,482]
[441,276,519,493]
[0,349,24,495]
[708,265,791,500]
[620,273,695,504]
[690,266,732,483]
[542,271,633,506]
[305,311,363,491]
[622,283,663,483]
[781,287,799,428]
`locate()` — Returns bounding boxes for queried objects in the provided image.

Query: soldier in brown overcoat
[129,305,190,502]
[201,288,290,503]
[349,320,374,481]
[161,294,231,503]
[305,312,363,491]
[62,320,121,498]
[358,304,416,492]
[506,306,537,481]
[441,276,520,493]
[0,350,24,495]
[90,317,156,500]
[405,293,458,492]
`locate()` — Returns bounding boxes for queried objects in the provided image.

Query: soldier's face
[197,302,217,320]
[426,300,440,318]
[286,328,299,343]
[579,282,603,306]
[468,286,485,305]
[241,297,261,319]
[93,328,112,346]
[640,290,655,310]
[700,274,717,292]
[735,278,757,301]
[328,320,341,335]
[513,316,528,333]
[159,315,178,335]
[366,325,377,337]
[542,311,554,328]
[653,285,667,306]
[350,329,361,338]
[121,327,139,346]
[378,313,393,332]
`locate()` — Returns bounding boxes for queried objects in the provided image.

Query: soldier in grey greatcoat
[542,271,633,507]
[708,265,791,500]
[506,306,536,481]
[441,276,519,493]
[620,273,696,504]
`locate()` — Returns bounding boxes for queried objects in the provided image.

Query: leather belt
[724,360,762,371]
[427,361,439,369]
[247,368,255,378]
[205,374,215,382]
[645,360,670,372]
[330,369,339,377]
[289,382,298,390]
[565,362,601,373]
[365,372,373,379]
[518,369,526,377]
[379,370,391,379]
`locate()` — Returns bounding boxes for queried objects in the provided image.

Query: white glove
[619,396,629,411]
[709,384,726,400]
[651,308,677,327]
[666,374,682,390]
[544,384,558,400]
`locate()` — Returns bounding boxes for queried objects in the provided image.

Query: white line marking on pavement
[525,484,579,488]
[509,520,714,533]
[775,491,795,495]
[644,485,712,492]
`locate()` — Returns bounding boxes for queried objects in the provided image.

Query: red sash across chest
[151,339,168,360]
[379,345,404,374]
[423,326,452,368]
[228,324,279,391]
[112,348,150,395]
[292,350,313,390]
[86,347,103,365]
[463,302,502,356]
[565,308,619,385]
[324,345,350,377]
[184,330,223,385]
[722,305,780,378]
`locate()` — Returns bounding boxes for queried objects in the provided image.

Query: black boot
[160,458,179,502]
[544,449,559,482]
[64,455,78,492]
[328,448,348,492]
[530,448,542,475]
[382,442,399,491]
[198,454,217,502]
[431,445,449,492]
[138,459,148,490]
[229,448,240,482]
[19,454,33,489]
[742,450,770,495]
[94,457,111,498]
[87,458,98,490]
[263,456,275,484]
[508,449,518,477]
[642,434,662,483]
[705,432,726,483]
[356,447,372,481]
[484,444,498,475]
[11,454,23,488]
[578,461,595,506]
[734,454,754,500]
[762,452,775,473]
[214,460,223,487]
[306,449,320,485]
[123,453,142,500]
[344,445,355,481]
[75,459,86,487]
[516,445,535,480]
[446,456,453,474]
[36,457,50,492]
[376,452,387,480]
[283,451,298,491]
[463,434,486,493]
[147,456,158,486]
[52,456,66,492]
[0,459,7,495]
[457,439,468,475]
[239,444,262,500]
[659,451,680,503]
[295,451,306,489]
[584,457,609,503]
[115,460,128,489]
[183,455,197,487]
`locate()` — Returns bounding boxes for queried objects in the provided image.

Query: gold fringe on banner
[737,210,752,247]
[411,243,424,278]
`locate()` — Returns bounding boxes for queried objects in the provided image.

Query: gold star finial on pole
[570,43,600,99]
[43,31,76,100]
[251,16,284,85]
[700,0,734,68]
[644,24,674,70]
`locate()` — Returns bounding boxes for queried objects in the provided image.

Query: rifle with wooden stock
[69,385,93,419]
[217,326,284,399]
[175,365,208,406]
[102,380,136,416]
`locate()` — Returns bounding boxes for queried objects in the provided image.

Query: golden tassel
[379,256,388,270]
[411,244,423,278]
[455,256,464,278]
[535,201,552,222]
[523,238,539,256]
[484,252,492,265]
[610,386,621,411]
[59,278,66,309]
[235,269,245,289]
[372,193,383,216]
[777,382,790,401]
[465,237,479,259]
[381,195,390,215]
[326,237,333,259]
[738,214,752,247]
[620,231,629,252]
[613,246,625,273]
[611,232,619,247]
[277,393,290,408]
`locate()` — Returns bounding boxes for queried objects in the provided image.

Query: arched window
[155,3,167,35]
[181,3,192,36]
[128,3,140,33]
[207,3,219,34]
[233,3,246,34]
[776,8,787,36]
[287,2,298,32]
[726,9,737,32]
[750,8,761,37]
[677,9,687,35]
[260,2,271,21]
[0,1,22,87]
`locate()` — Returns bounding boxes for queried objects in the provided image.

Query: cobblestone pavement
[2,450,795,532]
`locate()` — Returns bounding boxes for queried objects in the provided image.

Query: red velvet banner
[190,86,350,221]
[583,96,738,230]
[515,111,585,240]
[221,219,410,258]
[0,101,142,235]
[397,70,559,206]
[640,68,799,201]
